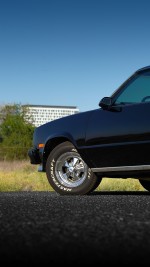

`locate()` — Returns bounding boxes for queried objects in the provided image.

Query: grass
[0,160,146,192]
[0,160,52,191]
[97,177,145,191]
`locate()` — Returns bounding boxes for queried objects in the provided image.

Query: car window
[114,72,150,105]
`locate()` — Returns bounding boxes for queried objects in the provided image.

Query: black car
[28,66,150,195]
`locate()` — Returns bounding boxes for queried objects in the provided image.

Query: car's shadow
[91,191,150,196]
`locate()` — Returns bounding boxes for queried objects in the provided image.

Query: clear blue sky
[1,0,150,112]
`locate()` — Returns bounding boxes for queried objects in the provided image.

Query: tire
[139,179,150,191]
[46,141,101,195]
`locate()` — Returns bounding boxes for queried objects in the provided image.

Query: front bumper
[28,148,41,164]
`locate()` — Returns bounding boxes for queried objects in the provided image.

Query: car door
[85,70,150,169]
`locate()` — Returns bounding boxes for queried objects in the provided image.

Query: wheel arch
[42,134,77,171]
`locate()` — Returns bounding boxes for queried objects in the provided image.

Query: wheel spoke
[63,172,70,180]
[76,165,84,173]
[71,171,78,180]
[72,157,79,167]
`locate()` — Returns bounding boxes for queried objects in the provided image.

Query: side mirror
[99,97,112,110]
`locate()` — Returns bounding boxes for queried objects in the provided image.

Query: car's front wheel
[46,141,101,195]
[139,179,150,192]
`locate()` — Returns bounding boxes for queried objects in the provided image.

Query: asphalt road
[1,191,150,265]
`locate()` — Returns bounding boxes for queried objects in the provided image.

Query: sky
[1,0,150,112]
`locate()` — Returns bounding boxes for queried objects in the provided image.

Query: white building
[25,105,79,127]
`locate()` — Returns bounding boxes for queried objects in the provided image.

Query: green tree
[0,104,35,160]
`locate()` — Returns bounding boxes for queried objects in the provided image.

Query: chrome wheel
[55,152,88,188]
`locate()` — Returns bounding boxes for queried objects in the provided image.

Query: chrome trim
[91,165,150,173]
[55,152,88,188]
